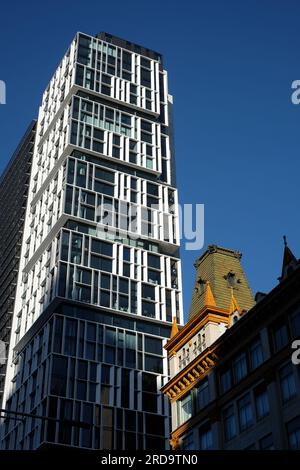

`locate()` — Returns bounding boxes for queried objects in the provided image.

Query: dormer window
[195,277,206,296]
[225,271,239,288]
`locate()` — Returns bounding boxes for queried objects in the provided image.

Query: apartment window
[148,269,161,285]
[142,284,155,301]
[82,403,93,448]
[80,190,95,207]
[291,310,300,337]
[144,355,163,374]
[141,57,151,69]
[92,141,104,154]
[142,300,156,318]
[50,355,67,397]
[287,416,300,450]
[58,400,73,444]
[259,433,274,450]
[130,281,138,314]
[250,339,264,369]
[74,285,91,303]
[255,385,270,419]
[91,241,113,271]
[146,157,153,169]
[122,51,132,69]
[141,120,152,144]
[125,332,136,368]
[142,372,158,413]
[147,182,158,196]
[71,234,83,263]
[100,290,110,308]
[112,145,120,158]
[76,162,87,187]
[238,393,253,431]
[223,405,236,441]
[233,352,247,383]
[129,84,137,105]
[53,316,63,353]
[65,185,73,214]
[181,433,194,450]
[220,368,232,393]
[61,231,70,261]
[178,393,192,425]
[112,134,121,159]
[58,263,67,297]
[129,140,138,164]
[102,74,111,85]
[95,167,114,183]
[273,321,289,352]
[148,253,160,269]
[196,379,210,411]
[76,267,92,285]
[145,415,165,441]
[123,253,131,277]
[122,70,131,83]
[171,260,178,290]
[144,337,162,355]
[141,68,152,88]
[147,190,159,209]
[279,363,297,403]
[64,319,77,356]
[94,181,114,196]
[198,424,213,450]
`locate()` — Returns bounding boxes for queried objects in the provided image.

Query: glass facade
[1,32,183,450]
[3,311,170,449]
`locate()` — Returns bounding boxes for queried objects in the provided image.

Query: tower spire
[279,236,298,281]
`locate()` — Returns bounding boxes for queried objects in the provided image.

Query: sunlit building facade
[162,244,300,450]
[1,32,183,450]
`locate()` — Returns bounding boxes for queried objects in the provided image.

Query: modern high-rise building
[0,121,36,405]
[1,32,183,450]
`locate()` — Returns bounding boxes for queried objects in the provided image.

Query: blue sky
[1,0,300,319]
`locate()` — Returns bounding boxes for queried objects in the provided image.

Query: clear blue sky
[1,0,300,320]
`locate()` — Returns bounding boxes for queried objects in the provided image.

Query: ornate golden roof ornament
[204,280,216,307]
[170,316,179,338]
[229,287,241,314]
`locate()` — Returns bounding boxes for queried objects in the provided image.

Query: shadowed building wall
[0,121,36,405]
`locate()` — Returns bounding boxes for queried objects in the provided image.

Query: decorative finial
[204,281,216,307]
[279,235,297,281]
[170,317,179,338]
[229,287,241,314]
